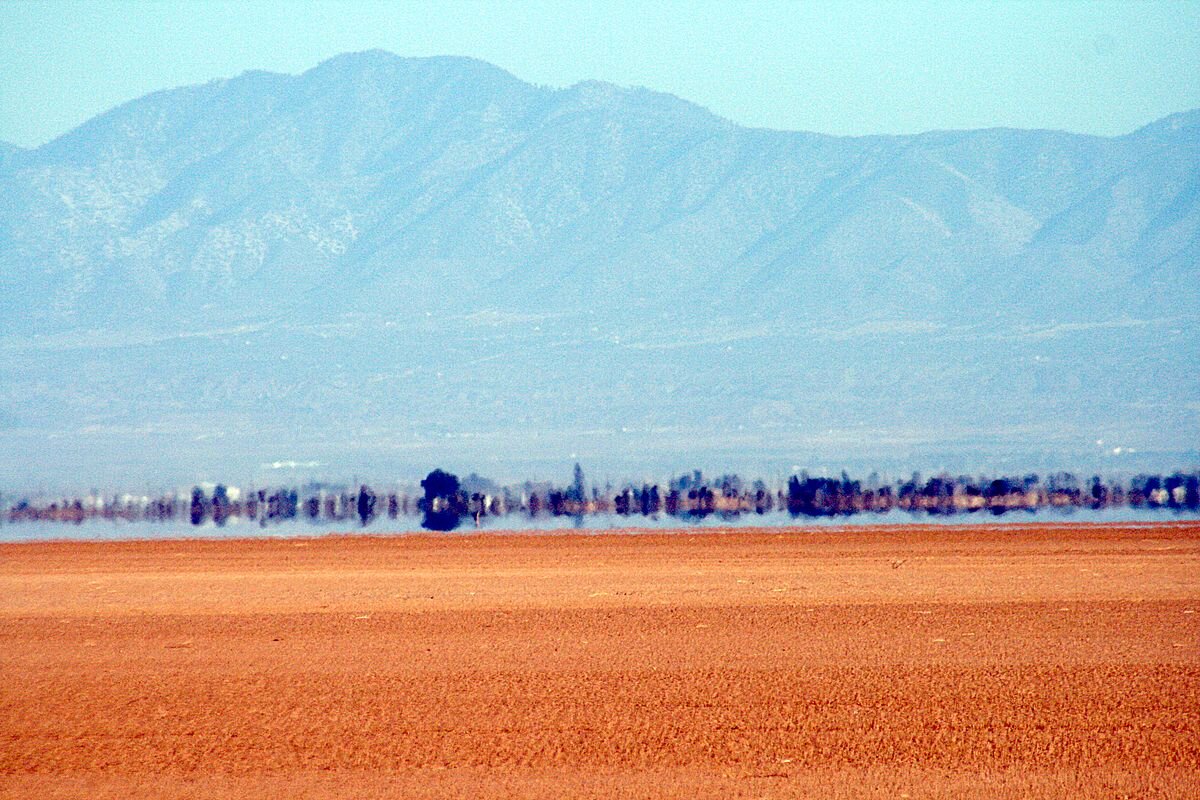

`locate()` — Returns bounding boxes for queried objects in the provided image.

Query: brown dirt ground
[1,521,1198,798]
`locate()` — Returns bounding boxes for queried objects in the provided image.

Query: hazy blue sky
[2,0,1198,148]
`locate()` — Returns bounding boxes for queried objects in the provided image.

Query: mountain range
[1,51,1196,488]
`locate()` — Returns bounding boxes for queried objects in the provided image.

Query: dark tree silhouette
[189,487,208,526]
[569,463,587,504]
[422,469,459,503]
[420,469,461,531]
[356,484,376,527]
[212,484,231,527]
[614,487,632,515]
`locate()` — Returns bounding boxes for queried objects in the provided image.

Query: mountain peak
[306,50,526,87]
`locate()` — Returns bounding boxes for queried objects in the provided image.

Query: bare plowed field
[2,523,1198,798]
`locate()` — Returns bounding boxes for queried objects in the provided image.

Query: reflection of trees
[7,470,1200,531]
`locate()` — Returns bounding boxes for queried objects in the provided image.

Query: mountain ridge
[3,51,1195,331]
[20,50,1196,155]
[0,51,1196,486]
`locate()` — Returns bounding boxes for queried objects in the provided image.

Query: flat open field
[2,522,1198,798]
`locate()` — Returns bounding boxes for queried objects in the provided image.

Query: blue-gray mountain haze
[0,52,1196,488]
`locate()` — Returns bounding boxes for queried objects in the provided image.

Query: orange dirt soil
[1,521,1198,798]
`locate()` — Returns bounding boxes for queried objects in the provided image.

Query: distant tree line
[4,466,1198,531]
